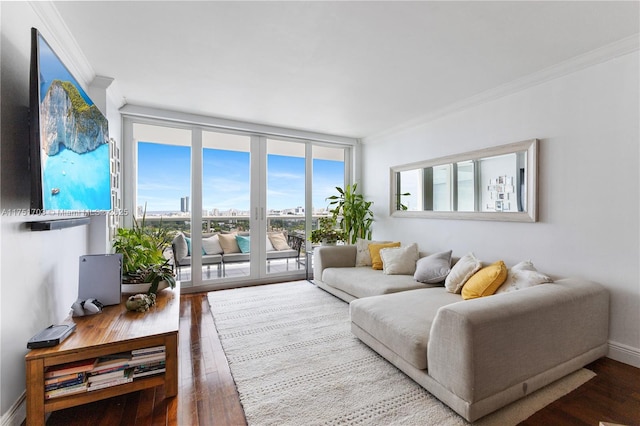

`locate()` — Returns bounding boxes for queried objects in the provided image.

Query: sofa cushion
[445,252,482,294]
[380,243,419,275]
[202,234,223,255]
[462,260,508,300]
[172,233,188,261]
[414,250,452,284]
[322,267,429,298]
[266,236,276,252]
[369,242,401,270]
[350,288,462,370]
[355,238,391,267]
[495,260,553,293]
[219,233,241,254]
[268,232,291,251]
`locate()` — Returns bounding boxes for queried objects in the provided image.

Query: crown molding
[365,34,640,144]
[120,104,359,146]
[28,1,95,89]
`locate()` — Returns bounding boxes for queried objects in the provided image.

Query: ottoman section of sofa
[323,267,431,299]
[350,288,460,370]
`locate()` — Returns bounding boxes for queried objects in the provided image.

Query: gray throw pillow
[413,250,452,284]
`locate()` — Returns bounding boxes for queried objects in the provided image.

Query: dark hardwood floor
[43,292,640,426]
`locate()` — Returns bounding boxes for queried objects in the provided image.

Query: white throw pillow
[380,243,419,275]
[413,250,452,284]
[444,252,482,294]
[202,234,223,255]
[355,238,391,267]
[495,260,553,293]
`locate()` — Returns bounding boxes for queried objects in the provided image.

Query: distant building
[180,196,190,212]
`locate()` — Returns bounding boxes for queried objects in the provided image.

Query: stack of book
[87,352,134,391]
[130,346,166,379]
[44,358,97,399]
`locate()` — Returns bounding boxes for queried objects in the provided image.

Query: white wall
[362,51,640,367]
[0,3,118,423]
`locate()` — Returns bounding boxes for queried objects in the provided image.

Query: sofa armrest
[427,278,609,403]
[313,245,357,281]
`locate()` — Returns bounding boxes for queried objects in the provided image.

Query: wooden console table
[25,284,180,426]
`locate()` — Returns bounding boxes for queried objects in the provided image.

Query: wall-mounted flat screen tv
[30,27,111,213]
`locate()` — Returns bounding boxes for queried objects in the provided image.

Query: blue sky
[137,143,344,213]
[38,32,92,105]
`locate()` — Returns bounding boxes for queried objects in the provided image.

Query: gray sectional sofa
[313,244,609,422]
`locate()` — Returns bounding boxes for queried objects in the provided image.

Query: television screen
[30,28,111,213]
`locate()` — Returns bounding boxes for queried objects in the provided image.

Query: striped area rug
[207,280,594,426]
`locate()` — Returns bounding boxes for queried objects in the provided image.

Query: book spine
[45,384,88,399]
[133,368,166,379]
[88,369,130,383]
[88,377,133,391]
[90,364,130,376]
[44,377,86,391]
[44,372,84,385]
[44,358,97,379]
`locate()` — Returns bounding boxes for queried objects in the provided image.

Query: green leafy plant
[310,216,345,245]
[112,208,176,294]
[327,183,373,244]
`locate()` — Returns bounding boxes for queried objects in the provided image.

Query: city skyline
[137,142,344,215]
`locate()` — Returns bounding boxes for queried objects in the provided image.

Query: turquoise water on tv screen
[42,143,111,212]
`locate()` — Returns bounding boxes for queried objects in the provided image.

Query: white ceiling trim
[364,34,640,144]
[120,104,359,146]
[28,1,94,89]
[28,1,125,110]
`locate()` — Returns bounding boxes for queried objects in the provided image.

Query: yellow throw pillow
[462,260,508,300]
[368,242,401,270]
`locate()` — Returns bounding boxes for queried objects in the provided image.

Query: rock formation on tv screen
[40,79,108,156]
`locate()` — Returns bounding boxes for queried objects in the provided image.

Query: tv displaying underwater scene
[30,28,111,212]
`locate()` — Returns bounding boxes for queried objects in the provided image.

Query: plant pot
[121,280,170,295]
[321,239,337,246]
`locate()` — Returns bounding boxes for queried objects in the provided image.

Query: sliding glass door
[125,116,352,290]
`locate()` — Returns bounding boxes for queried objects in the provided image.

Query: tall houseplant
[112,211,176,294]
[327,183,373,244]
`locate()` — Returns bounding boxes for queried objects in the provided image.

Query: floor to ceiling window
[124,114,354,290]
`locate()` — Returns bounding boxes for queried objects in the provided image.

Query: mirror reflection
[391,139,537,222]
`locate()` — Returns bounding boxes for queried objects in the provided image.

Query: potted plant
[327,183,373,244]
[112,210,176,295]
[310,216,345,246]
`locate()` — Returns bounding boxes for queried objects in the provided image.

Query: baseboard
[607,341,640,368]
[0,392,25,426]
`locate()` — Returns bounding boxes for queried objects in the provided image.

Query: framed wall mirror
[390,139,538,222]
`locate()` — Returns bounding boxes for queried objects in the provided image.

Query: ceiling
[52,1,639,139]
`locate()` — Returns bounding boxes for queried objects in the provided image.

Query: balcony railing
[137,214,332,237]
